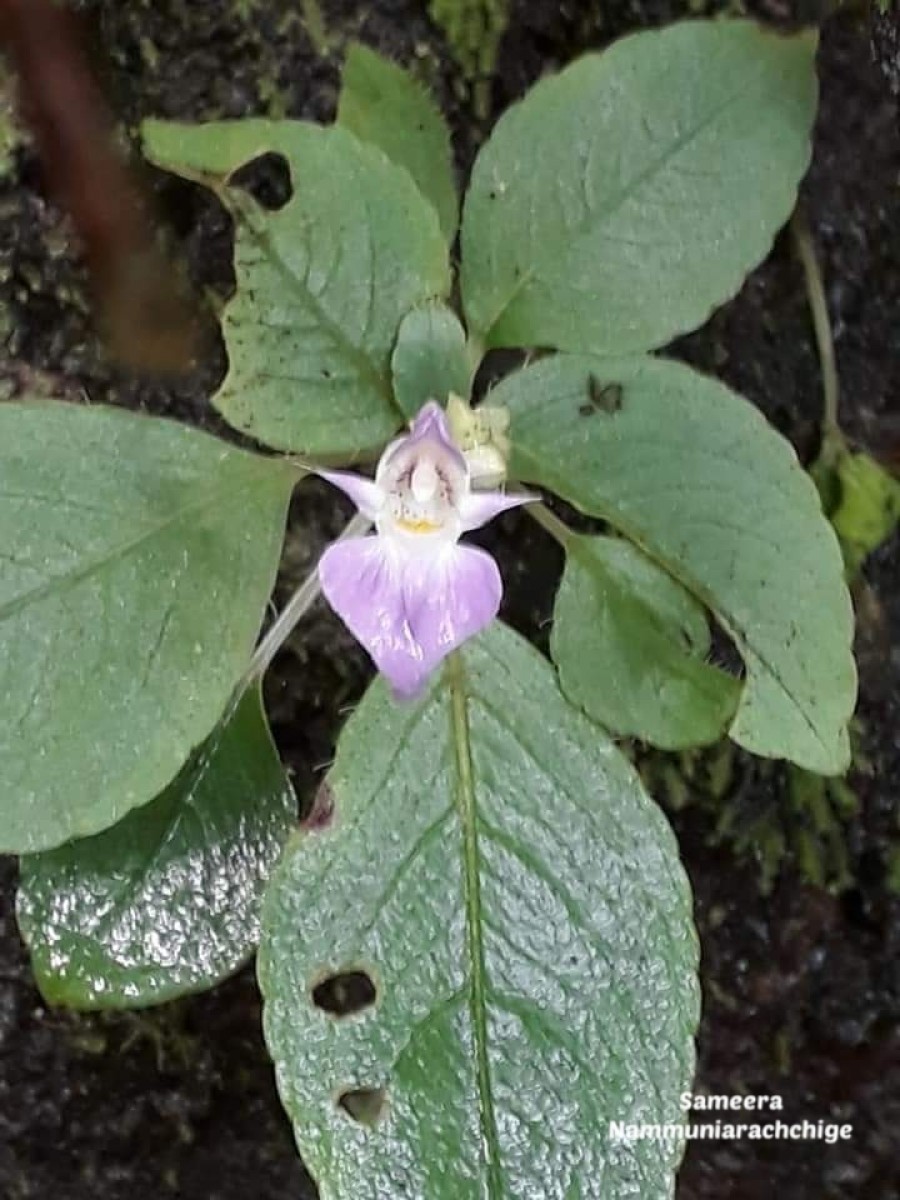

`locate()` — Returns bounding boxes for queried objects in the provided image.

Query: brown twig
[0,0,198,372]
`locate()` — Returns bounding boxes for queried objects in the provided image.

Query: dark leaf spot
[581,374,623,415]
[338,1086,388,1127]
[312,969,377,1017]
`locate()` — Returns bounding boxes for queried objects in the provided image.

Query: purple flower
[318,402,532,698]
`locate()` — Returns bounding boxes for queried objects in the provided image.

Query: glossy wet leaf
[17,688,296,1009]
[390,303,472,419]
[259,621,699,1199]
[462,20,817,352]
[142,119,450,458]
[338,43,458,242]
[553,534,740,748]
[0,401,296,853]
[499,355,856,774]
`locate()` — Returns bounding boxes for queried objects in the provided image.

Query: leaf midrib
[447,652,503,1198]
[0,462,282,627]
[85,712,233,944]
[513,440,832,754]
[566,537,736,683]
[228,192,400,419]
[481,59,773,340]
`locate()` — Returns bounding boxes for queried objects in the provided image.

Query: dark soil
[1,2,899,1198]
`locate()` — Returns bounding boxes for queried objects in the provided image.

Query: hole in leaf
[472,347,528,399]
[707,618,744,678]
[229,152,292,210]
[338,1086,388,1127]
[312,969,377,1017]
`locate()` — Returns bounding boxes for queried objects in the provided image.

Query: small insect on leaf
[579,374,623,417]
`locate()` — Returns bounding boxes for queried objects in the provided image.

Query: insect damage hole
[229,152,292,210]
[338,1086,389,1128]
[579,374,623,417]
[311,969,377,1017]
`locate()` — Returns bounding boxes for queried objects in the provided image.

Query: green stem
[791,207,841,441]
[300,0,331,56]
[528,501,575,548]
[212,510,371,738]
[243,509,371,685]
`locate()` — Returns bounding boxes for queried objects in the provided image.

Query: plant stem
[791,206,840,438]
[205,512,371,744]
[243,509,371,687]
[528,501,574,548]
[300,0,331,56]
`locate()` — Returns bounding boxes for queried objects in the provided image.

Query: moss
[0,64,19,180]
[299,0,332,55]
[428,0,510,114]
[886,845,900,893]
[112,1005,204,1073]
[639,739,862,895]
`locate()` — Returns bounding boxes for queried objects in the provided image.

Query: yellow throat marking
[396,517,441,535]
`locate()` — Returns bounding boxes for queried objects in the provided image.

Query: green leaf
[461,20,817,352]
[142,119,450,458]
[830,451,900,578]
[338,43,458,243]
[553,533,740,748]
[259,621,699,1198]
[0,400,296,853]
[17,688,296,1009]
[498,355,856,774]
[390,302,473,419]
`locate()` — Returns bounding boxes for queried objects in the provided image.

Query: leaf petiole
[244,509,372,686]
[791,205,841,449]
